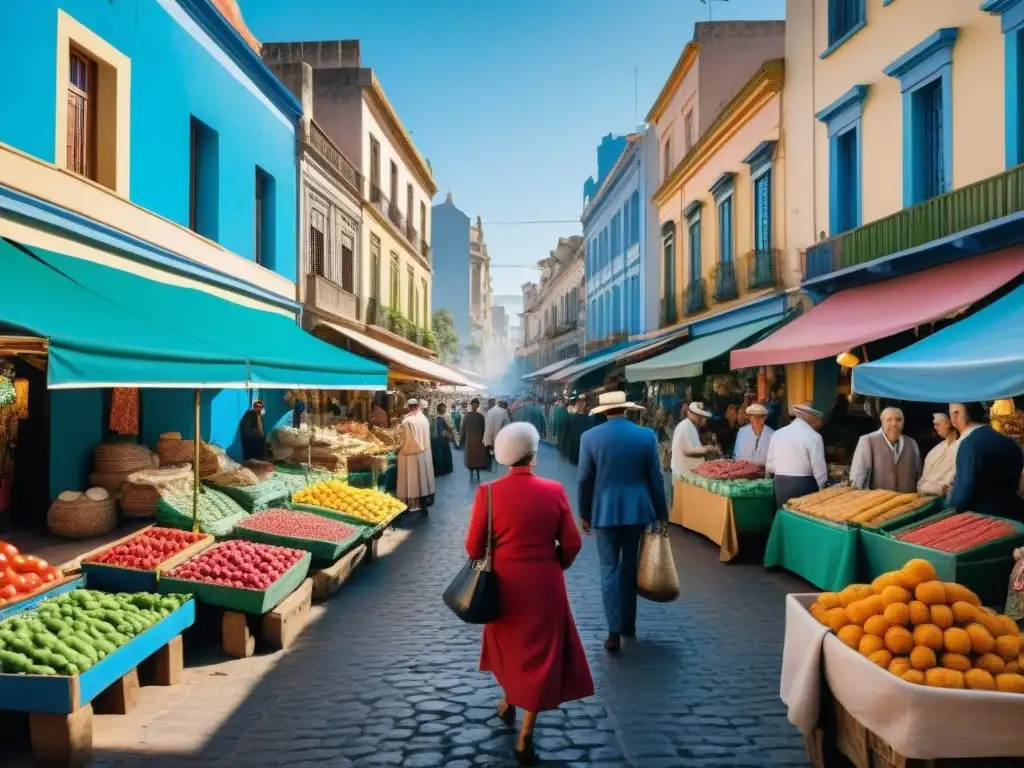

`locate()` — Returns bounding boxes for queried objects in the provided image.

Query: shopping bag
[443,483,500,624]
[637,524,680,603]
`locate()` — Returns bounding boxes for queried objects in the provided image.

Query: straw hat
[793,403,823,419]
[688,401,712,418]
[745,403,769,416]
[591,391,645,415]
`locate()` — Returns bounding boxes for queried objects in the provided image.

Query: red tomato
[0,584,16,600]
[0,541,18,559]
[18,555,47,573]
[0,568,13,588]
[40,567,61,583]
[21,572,41,590]
[8,554,26,572]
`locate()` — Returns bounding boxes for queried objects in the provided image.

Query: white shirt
[733,424,774,465]
[765,418,827,489]
[671,418,706,476]
[917,438,959,496]
[482,406,510,447]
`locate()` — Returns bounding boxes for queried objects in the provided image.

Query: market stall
[672,461,775,562]
[782,559,1024,767]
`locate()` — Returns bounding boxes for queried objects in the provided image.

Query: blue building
[581,128,660,344]
[0,1,385,514]
[430,192,473,351]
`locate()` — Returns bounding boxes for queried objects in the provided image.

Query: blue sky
[239,0,785,313]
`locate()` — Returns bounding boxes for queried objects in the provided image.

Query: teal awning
[624,317,780,382]
[1,239,387,391]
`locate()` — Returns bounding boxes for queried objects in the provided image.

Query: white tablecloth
[781,593,1024,760]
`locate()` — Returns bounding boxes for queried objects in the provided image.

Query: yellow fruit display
[810,559,1024,695]
[292,481,406,524]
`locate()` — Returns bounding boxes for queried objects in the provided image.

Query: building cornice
[363,75,438,196]
[653,59,784,207]
[646,42,699,123]
[175,0,302,121]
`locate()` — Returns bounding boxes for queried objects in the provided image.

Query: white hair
[494,422,540,466]
[880,407,904,420]
[932,412,951,422]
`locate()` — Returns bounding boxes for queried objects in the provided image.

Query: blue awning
[852,284,1024,401]
[546,328,689,384]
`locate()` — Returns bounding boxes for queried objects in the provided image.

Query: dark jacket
[947,425,1024,521]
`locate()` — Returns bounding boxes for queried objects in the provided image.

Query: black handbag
[443,483,500,624]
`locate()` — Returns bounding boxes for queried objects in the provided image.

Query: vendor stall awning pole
[193,389,201,535]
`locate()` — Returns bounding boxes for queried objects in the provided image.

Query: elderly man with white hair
[849,406,922,493]
[916,412,960,497]
[765,403,828,508]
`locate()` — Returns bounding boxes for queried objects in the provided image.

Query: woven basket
[120,466,193,518]
[242,459,275,481]
[119,483,161,518]
[88,471,134,493]
[637,528,680,603]
[156,438,219,476]
[47,497,117,539]
[126,465,193,486]
[93,443,158,474]
[205,467,260,487]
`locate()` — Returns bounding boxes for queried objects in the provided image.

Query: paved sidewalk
[5,445,813,767]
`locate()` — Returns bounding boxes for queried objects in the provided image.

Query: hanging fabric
[109,387,141,436]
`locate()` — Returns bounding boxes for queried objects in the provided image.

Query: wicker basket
[120,466,193,518]
[242,459,275,481]
[156,437,219,476]
[93,442,158,474]
[47,497,117,539]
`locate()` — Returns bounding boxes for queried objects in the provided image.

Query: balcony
[804,164,1024,281]
[306,122,363,197]
[544,321,577,340]
[369,184,389,221]
[365,298,435,351]
[304,273,359,322]
[743,248,782,290]
[685,278,707,316]
[712,261,739,302]
[387,199,405,230]
[406,223,419,245]
[420,238,432,262]
[661,296,678,328]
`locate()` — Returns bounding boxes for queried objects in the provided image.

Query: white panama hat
[688,401,712,418]
[590,391,645,415]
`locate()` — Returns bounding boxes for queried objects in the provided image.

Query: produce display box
[232,523,368,567]
[764,509,860,592]
[0,595,195,714]
[871,496,942,533]
[80,526,215,593]
[288,501,405,538]
[0,576,83,622]
[157,550,312,615]
[859,513,1024,607]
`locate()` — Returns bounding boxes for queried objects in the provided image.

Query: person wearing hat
[466,422,594,766]
[671,402,716,479]
[578,392,668,653]
[396,398,436,513]
[765,403,828,508]
[733,403,774,466]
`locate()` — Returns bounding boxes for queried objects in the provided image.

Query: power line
[483,219,581,225]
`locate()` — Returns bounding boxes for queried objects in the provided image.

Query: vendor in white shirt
[671,402,715,477]
[917,412,959,497]
[765,403,828,508]
[733,403,774,465]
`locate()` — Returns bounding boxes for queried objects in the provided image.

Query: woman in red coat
[466,422,594,766]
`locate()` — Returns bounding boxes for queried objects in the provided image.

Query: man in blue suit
[578,391,669,652]
[947,401,1024,522]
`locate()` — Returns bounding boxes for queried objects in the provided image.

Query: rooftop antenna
[634,67,639,128]
[698,0,730,21]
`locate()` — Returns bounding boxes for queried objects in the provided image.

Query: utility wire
[483,219,581,225]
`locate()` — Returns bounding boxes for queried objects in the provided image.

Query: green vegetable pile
[0,588,191,676]
[157,486,250,537]
[209,477,291,512]
[269,468,338,495]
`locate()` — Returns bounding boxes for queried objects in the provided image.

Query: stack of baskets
[120,464,193,519]
[89,442,159,494]
[156,432,219,477]
[47,488,117,539]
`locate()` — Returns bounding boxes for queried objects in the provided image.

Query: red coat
[466,466,594,712]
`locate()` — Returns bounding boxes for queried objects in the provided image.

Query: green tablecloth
[681,474,774,499]
[732,495,778,534]
[764,509,860,591]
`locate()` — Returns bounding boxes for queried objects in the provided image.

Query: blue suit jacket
[947,425,1024,521]
[577,418,668,528]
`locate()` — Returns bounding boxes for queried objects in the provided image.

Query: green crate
[158,550,312,614]
[871,497,944,533]
[231,522,368,566]
[764,508,860,592]
[288,502,385,537]
[206,480,291,512]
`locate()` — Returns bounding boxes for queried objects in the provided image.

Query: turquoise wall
[48,390,104,499]
[0,0,297,275]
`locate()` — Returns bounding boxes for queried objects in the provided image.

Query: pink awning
[730,249,1024,369]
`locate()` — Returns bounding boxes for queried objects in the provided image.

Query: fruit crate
[231,522,369,567]
[0,576,83,622]
[80,526,214,593]
[860,511,1024,607]
[157,550,311,615]
[0,593,195,714]
[288,501,406,538]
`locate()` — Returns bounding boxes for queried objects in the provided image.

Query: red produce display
[84,527,204,570]
[236,508,359,542]
[166,540,305,590]
[0,541,63,605]
[896,512,1019,553]
[696,459,765,481]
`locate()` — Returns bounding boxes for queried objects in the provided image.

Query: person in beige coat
[397,399,435,512]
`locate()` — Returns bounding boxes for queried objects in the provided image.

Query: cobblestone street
[20,446,812,768]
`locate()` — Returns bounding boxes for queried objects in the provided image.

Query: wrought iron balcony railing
[713,261,739,302]
[661,296,678,328]
[304,273,358,321]
[420,238,432,262]
[743,248,782,290]
[803,163,1024,280]
[406,223,418,245]
[307,122,363,196]
[685,278,707,316]
[387,199,405,230]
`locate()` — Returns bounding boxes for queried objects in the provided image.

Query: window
[754,171,772,251]
[662,137,673,180]
[66,50,95,180]
[916,80,945,201]
[421,278,429,325]
[390,160,399,204]
[662,223,677,325]
[407,266,415,316]
[816,85,867,235]
[611,214,619,257]
[718,197,733,264]
[687,217,701,283]
[589,299,598,338]
[630,276,641,334]
[471,262,481,305]
[369,135,381,192]
[420,201,427,245]
[389,253,400,308]
[612,285,621,333]
[827,0,864,48]
[622,200,630,250]
[683,109,694,153]
[988,4,1024,167]
[189,117,219,240]
[340,233,354,293]
[630,190,641,245]
[309,209,326,277]
[407,183,414,230]
[369,235,381,301]
[255,168,275,268]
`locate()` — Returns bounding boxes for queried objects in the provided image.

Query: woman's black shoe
[497,701,516,727]
[605,633,621,652]
[515,733,539,766]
